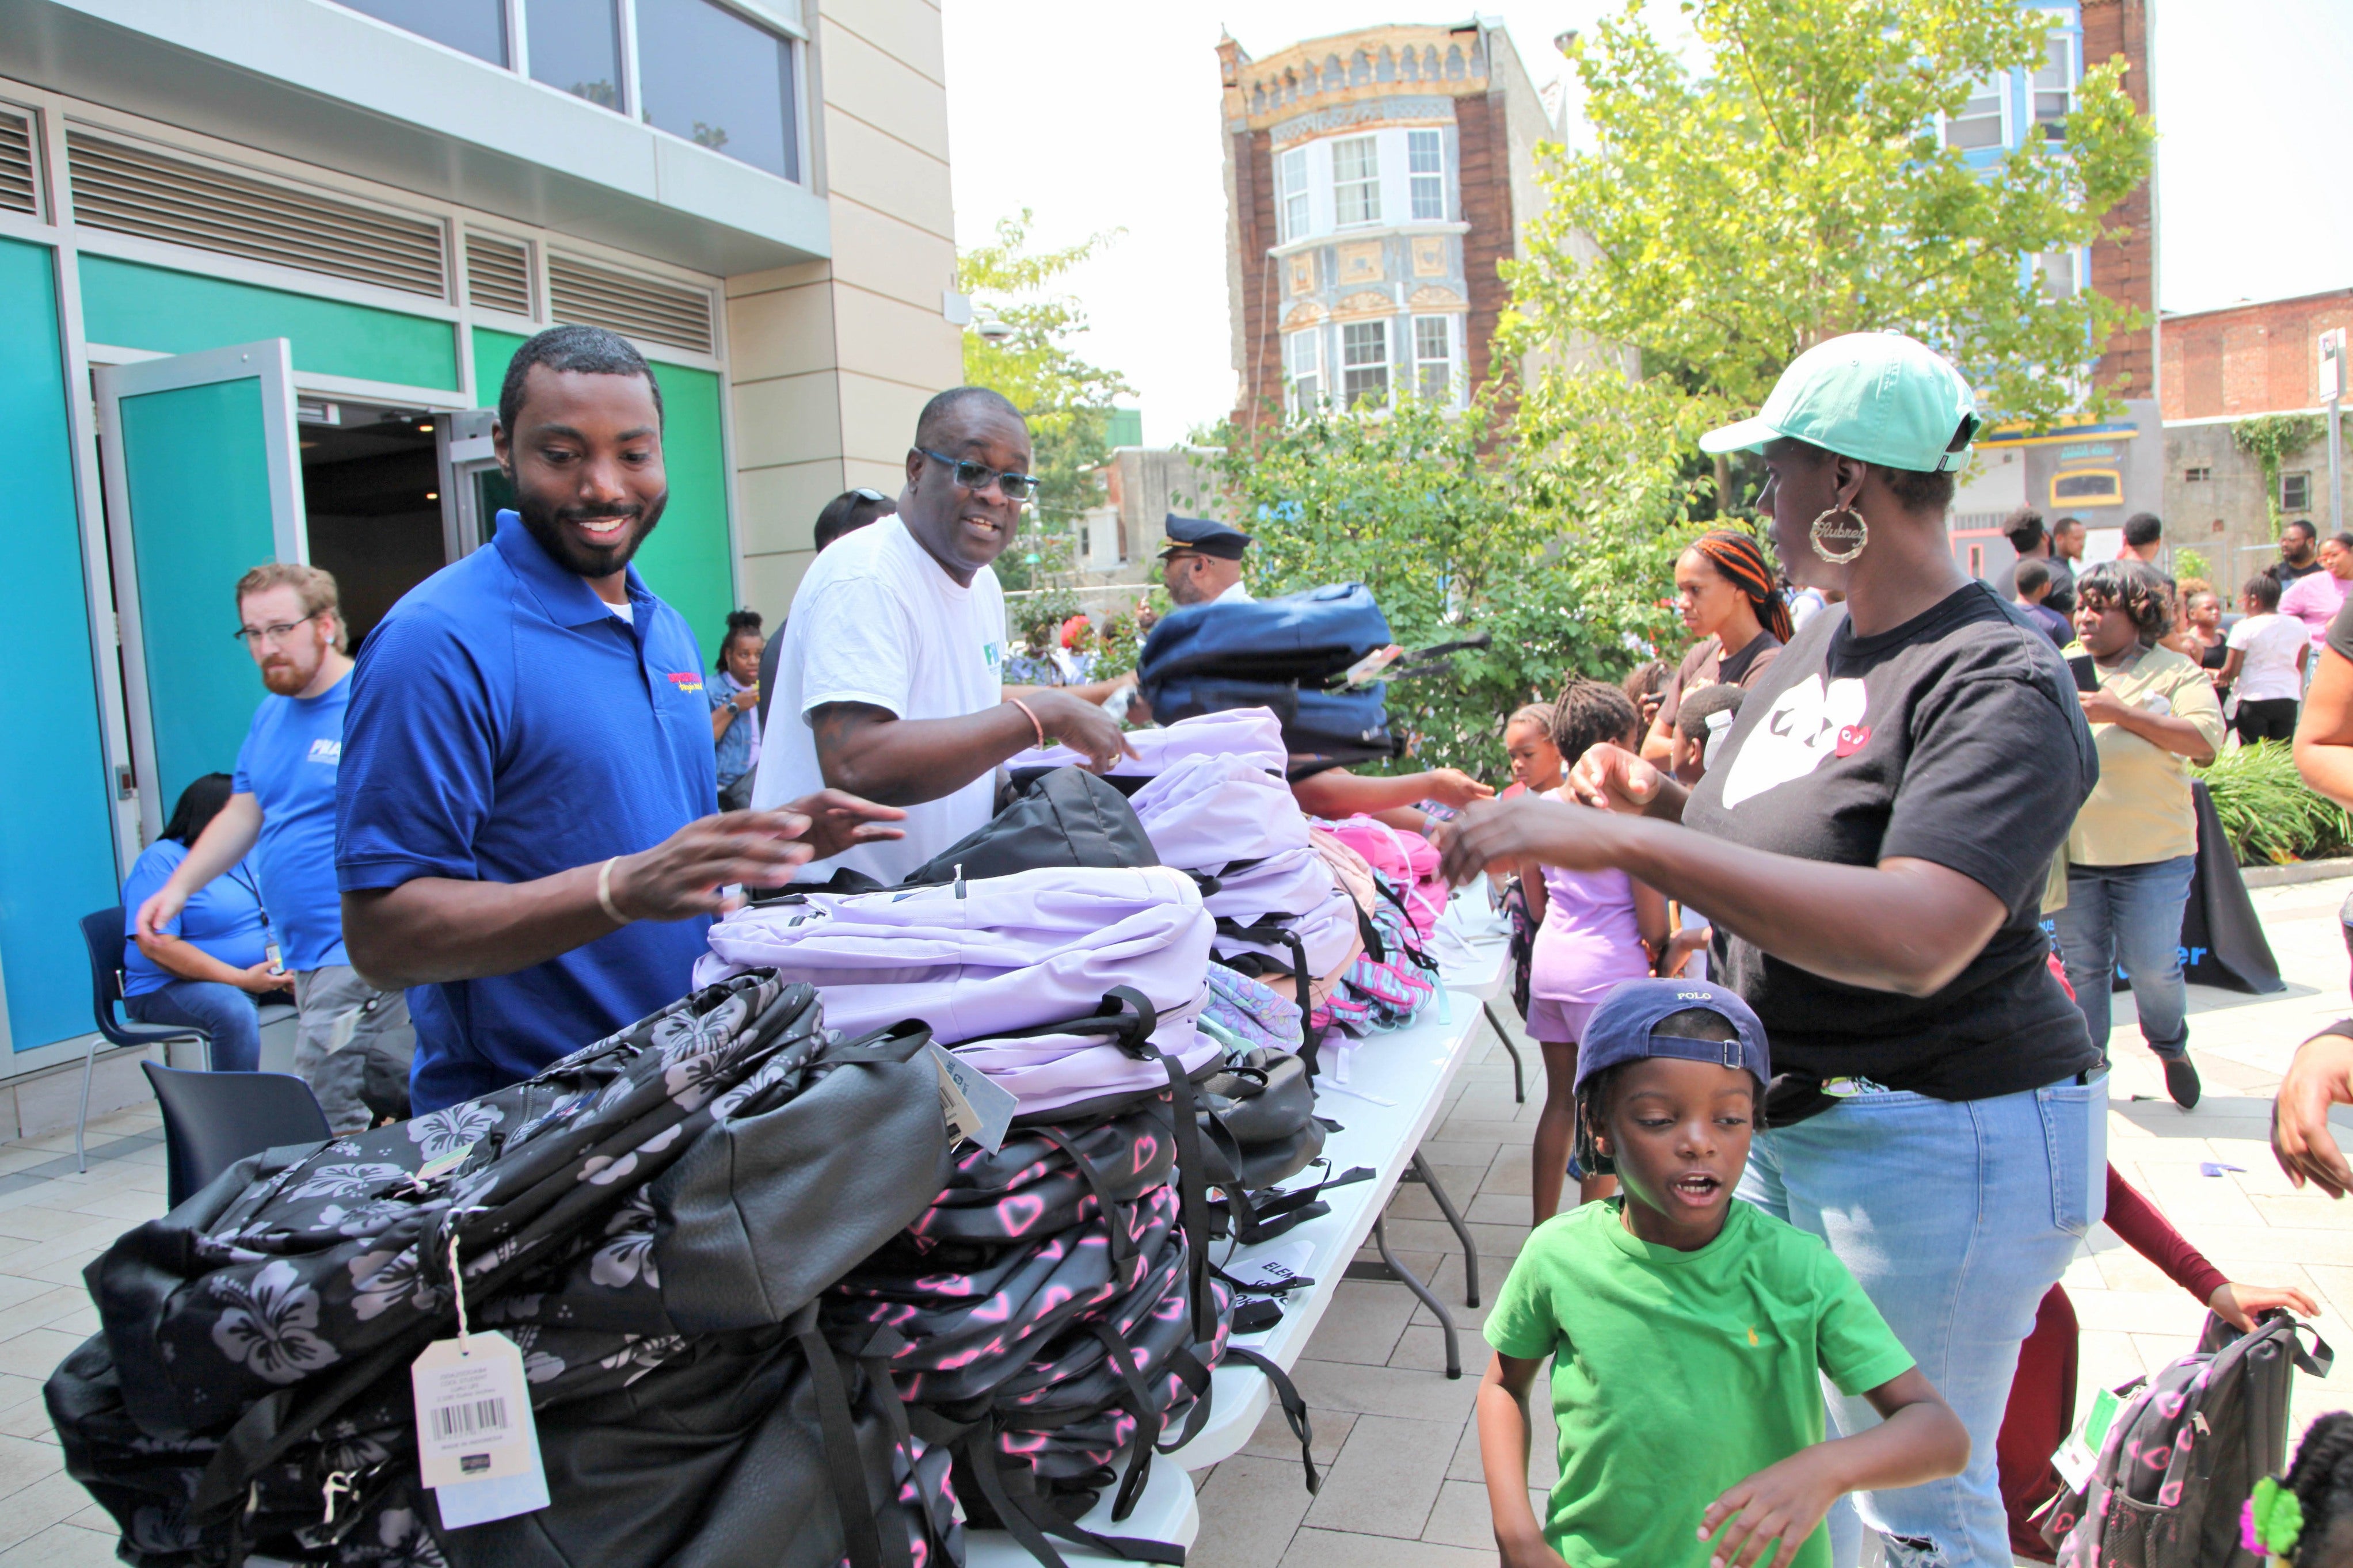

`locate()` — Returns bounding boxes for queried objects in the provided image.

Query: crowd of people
[108,322,2353,1568]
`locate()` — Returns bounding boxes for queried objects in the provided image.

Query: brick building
[2159,288,2353,560]
[1214,21,1563,427]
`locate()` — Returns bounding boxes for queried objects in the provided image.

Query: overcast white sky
[941,1,2353,446]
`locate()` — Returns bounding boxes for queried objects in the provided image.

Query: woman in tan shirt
[2054,560,2225,1108]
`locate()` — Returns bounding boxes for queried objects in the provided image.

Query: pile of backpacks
[1134,583,1400,769]
[48,972,961,1568]
[47,676,1461,1568]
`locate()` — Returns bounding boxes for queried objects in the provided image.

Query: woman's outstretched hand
[1432,795,1623,886]
[1568,742,1671,817]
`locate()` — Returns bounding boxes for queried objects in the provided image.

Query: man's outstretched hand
[2275,1029,2353,1198]
[607,794,905,920]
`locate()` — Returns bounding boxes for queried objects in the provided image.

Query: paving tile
[0,1212,111,1246]
[0,1332,83,1386]
[0,1476,108,1554]
[1300,1282,1415,1367]
[0,1520,123,1567]
[1302,1413,1456,1539]
[0,1293,92,1344]
[1187,1453,1318,1568]
[1421,1477,1535,1550]
[0,1435,58,1501]
[1278,1525,1498,1568]
[1290,1358,1481,1424]
[1239,1403,1357,1472]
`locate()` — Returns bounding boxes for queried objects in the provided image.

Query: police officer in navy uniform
[1159,513,1255,606]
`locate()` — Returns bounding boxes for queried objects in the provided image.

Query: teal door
[97,341,306,842]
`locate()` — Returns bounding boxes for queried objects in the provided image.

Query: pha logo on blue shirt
[307,738,342,766]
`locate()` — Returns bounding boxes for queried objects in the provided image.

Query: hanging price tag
[410,1332,539,1490]
[2051,1383,2132,1492]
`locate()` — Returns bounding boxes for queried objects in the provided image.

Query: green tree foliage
[1207,396,1688,777]
[1507,0,2156,429]
[958,212,1134,589]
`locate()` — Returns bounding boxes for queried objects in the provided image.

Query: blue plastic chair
[76,906,213,1174]
[140,1062,329,1210]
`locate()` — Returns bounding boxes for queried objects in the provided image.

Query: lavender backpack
[701,865,1219,1119]
[1017,707,1288,780]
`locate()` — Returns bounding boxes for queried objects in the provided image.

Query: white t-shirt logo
[1719,674,1871,809]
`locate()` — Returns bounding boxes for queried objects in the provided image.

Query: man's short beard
[517,488,665,578]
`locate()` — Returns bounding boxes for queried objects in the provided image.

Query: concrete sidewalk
[0,884,2341,1566]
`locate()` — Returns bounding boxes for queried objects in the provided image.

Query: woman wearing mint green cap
[1435,331,2104,1567]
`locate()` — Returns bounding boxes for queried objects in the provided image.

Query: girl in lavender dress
[1519,680,1668,1222]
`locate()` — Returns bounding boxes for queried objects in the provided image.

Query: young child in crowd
[1658,682,1745,980]
[1502,703,1566,799]
[1522,680,1668,1221]
[1621,659,1674,733]
[1480,979,1970,1568]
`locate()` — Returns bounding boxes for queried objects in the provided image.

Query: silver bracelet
[596,856,629,925]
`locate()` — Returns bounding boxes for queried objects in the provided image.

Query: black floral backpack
[50,973,958,1568]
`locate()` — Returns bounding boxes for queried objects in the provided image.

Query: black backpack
[2047,1310,2333,1566]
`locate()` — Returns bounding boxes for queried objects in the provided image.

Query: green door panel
[471,330,735,666]
[0,237,123,1051]
[82,255,460,391]
[121,378,279,814]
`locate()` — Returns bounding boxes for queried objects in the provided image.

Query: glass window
[1342,319,1389,406]
[1945,78,2004,150]
[1413,315,1453,402]
[1280,147,1310,243]
[336,0,508,64]
[637,0,801,182]
[1285,330,1323,415]
[1332,136,1381,227]
[2032,31,2074,141]
[2285,472,2313,513]
[1408,129,1445,222]
[2035,250,2078,298]
[529,0,623,109]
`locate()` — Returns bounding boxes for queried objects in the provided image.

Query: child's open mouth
[1667,1172,1723,1207]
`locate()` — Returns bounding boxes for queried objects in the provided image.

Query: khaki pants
[291,966,414,1133]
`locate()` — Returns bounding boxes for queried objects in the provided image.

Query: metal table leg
[1407,1149,1479,1308]
[1481,997,1526,1104]
[1345,1215,1460,1379]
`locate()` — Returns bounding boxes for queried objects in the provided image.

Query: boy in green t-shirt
[1479,979,1969,1568]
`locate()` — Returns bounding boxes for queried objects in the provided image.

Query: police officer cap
[1159,513,1253,561]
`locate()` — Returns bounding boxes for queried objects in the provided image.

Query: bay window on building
[1412,315,1455,403]
[1279,146,1311,243]
[1341,319,1389,406]
[1285,329,1324,415]
[1332,136,1381,227]
[1408,128,1445,221]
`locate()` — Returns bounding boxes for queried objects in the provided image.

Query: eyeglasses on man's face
[232,612,321,647]
[918,448,1040,503]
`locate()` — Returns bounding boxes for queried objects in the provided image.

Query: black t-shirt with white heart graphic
[1682,581,2103,1109]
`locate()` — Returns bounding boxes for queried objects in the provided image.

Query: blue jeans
[1739,1076,2106,1566]
[2054,856,2195,1057]
[124,981,262,1072]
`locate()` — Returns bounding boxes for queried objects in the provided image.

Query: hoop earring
[1809,506,1868,566]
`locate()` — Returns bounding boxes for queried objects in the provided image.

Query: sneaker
[2155,1048,2200,1109]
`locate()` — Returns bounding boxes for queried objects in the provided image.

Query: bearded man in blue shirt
[336,325,901,1111]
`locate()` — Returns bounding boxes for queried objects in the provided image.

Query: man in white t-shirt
[751,387,1132,882]
[2222,571,2310,745]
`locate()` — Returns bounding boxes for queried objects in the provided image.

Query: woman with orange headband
[1638,529,1792,764]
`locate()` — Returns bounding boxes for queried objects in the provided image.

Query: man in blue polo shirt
[136,563,412,1128]
[337,325,901,1111]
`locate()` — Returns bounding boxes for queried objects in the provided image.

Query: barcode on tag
[429,1397,508,1442]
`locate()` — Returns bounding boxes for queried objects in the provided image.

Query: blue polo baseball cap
[1573,978,1771,1092]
